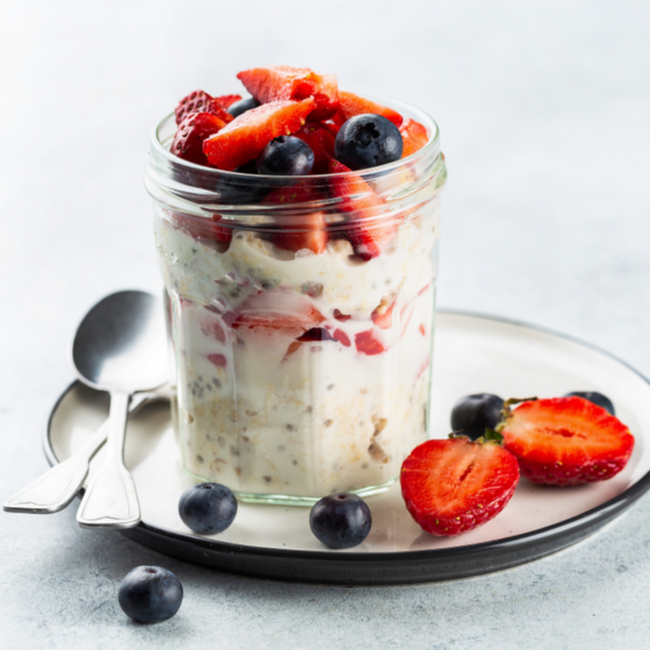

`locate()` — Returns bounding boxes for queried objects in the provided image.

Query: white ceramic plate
[45,311,650,584]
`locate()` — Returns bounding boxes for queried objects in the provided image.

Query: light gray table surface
[2,1,650,648]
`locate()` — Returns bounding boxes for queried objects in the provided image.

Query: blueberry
[178,482,237,534]
[256,136,314,175]
[564,391,615,415]
[334,114,403,170]
[227,96,260,118]
[450,393,505,441]
[309,493,372,549]
[118,566,182,624]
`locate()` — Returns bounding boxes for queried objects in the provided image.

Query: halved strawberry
[263,183,328,253]
[237,66,339,120]
[400,436,520,537]
[327,158,397,260]
[399,118,429,158]
[294,122,336,173]
[174,89,234,125]
[171,112,227,165]
[203,98,315,170]
[214,94,243,109]
[498,397,635,486]
[334,90,403,128]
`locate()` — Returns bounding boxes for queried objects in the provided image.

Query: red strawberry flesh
[202,98,315,170]
[400,437,520,536]
[400,118,429,158]
[237,66,339,120]
[175,89,233,125]
[334,90,403,128]
[499,397,635,486]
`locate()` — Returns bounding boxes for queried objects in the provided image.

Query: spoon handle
[76,391,141,529]
[3,426,106,514]
[3,389,168,515]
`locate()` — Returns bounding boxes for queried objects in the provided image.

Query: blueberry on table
[564,391,615,415]
[450,393,505,440]
[309,493,372,549]
[256,136,315,175]
[227,96,260,118]
[178,482,237,534]
[118,566,183,624]
[334,113,403,170]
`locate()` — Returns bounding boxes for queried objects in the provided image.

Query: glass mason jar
[145,100,447,505]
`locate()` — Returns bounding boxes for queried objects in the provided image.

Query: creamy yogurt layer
[155,198,441,500]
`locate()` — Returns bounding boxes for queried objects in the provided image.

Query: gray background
[2,1,649,648]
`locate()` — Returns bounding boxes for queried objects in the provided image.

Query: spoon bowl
[72,290,168,528]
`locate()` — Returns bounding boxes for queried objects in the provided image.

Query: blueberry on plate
[564,391,615,415]
[118,566,183,624]
[450,393,505,440]
[227,96,260,118]
[256,136,314,175]
[309,493,372,549]
[334,113,403,170]
[178,482,237,534]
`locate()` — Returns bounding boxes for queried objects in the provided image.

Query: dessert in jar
[145,66,447,504]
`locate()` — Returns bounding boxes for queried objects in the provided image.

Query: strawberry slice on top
[498,397,635,486]
[334,90,403,128]
[174,89,234,125]
[327,158,397,260]
[400,435,520,537]
[399,118,429,158]
[203,97,315,170]
[237,65,339,121]
[171,112,227,166]
[293,122,336,173]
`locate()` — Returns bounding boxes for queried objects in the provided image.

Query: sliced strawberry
[225,290,325,337]
[334,90,403,128]
[498,397,635,486]
[327,158,397,260]
[174,89,234,125]
[171,112,227,165]
[214,94,243,109]
[333,309,352,322]
[199,311,226,343]
[206,353,227,368]
[203,98,315,170]
[332,328,351,346]
[211,215,233,243]
[237,66,339,120]
[399,118,429,158]
[355,329,386,355]
[294,122,336,173]
[371,298,395,330]
[401,436,520,537]
[263,183,328,253]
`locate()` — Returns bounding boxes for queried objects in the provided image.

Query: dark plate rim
[43,309,650,584]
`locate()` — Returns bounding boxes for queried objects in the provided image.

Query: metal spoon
[71,290,168,529]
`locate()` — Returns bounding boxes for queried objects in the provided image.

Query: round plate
[44,311,650,585]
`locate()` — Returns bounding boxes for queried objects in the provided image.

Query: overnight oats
[145,66,447,504]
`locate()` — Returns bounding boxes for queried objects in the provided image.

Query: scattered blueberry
[178,482,237,534]
[334,113,403,170]
[256,136,314,175]
[227,96,260,118]
[309,493,372,549]
[235,159,258,174]
[118,566,183,624]
[565,391,615,415]
[450,393,505,440]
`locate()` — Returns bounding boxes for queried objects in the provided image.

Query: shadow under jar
[145,100,447,505]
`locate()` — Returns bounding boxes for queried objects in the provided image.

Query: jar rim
[149,95,441,181]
